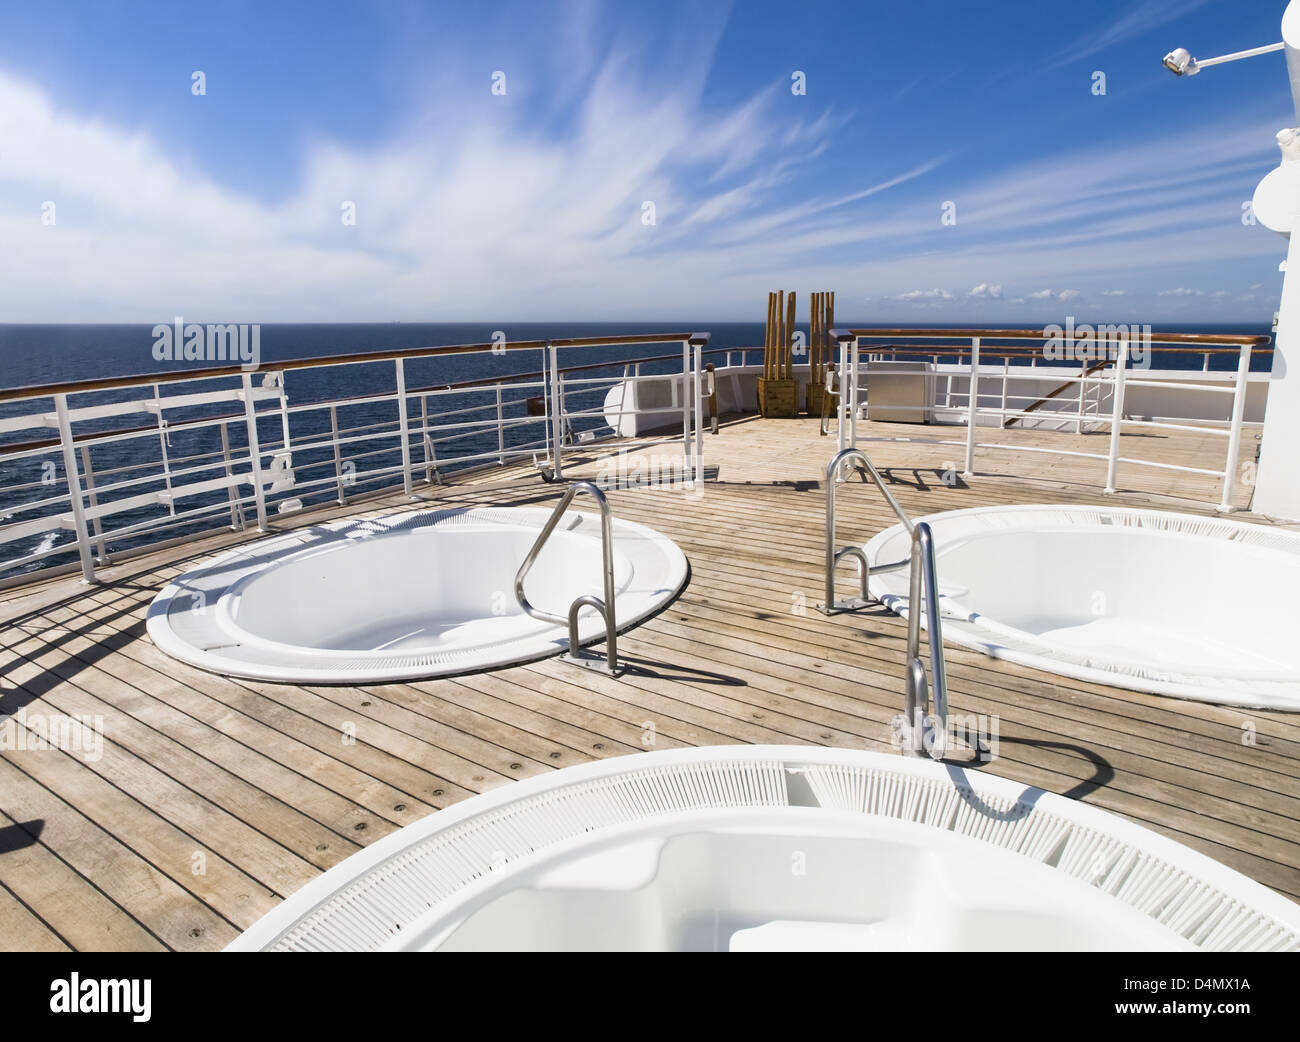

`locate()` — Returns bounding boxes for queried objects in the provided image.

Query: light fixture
[1162,41,1284,77]
[1163,47,1197,75]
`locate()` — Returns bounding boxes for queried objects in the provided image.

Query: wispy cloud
[1072,0,1214,64]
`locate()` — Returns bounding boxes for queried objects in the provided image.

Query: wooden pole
[811,292,822,373]
[785,291,796,379]
[776,291,784,381]
[763,292,770,381]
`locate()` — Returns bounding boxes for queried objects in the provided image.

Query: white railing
[0,332,711,588]
[830,328,1271,512]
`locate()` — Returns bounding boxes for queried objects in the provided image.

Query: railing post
[78,444,109,563]
[692,338,705,486]
[52,394,96,582]
[329,405,347,505]
[548,340,564,481]
[963,336,981,477]
[420,394,432,483]
[1103,338,1129,494]
[394,358,414,497]
[153,384,175,513]
[680,338,692,470]
[1219,341,1253,512]
[240,373,269,531]
[1075,360,1087,435]
[833,332,853,452]
[495,385,505,465]
[849,336,861,448]
[219,421,245,528]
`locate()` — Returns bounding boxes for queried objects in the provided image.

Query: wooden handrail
[862,342,1272,357]
[0,331,709,404]
[833,327,1272,346]
[0,346,737,455]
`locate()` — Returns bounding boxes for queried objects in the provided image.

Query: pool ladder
[515,480,623,675]
[819,447,949,759]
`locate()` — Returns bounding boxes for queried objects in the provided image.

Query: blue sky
[0,0,1295,322]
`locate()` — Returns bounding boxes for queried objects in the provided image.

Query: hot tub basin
[147,506,688,683]
[864,505,1300,709]
[227,746,1300,952]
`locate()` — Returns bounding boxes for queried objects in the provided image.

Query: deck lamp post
[1166,3,1300,521]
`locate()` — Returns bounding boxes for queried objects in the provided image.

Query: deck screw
[354,822,367,831]
[433,788,444,796]
[593,743,604,750]
[189,927,203,938]
[394,803,407,812]
[549,751,561,759]
[510,762,522,770]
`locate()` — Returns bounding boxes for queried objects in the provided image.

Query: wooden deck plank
[0,414,1297,948]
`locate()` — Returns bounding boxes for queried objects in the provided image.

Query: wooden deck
[0,415,1296,951]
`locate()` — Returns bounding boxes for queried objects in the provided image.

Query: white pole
[692,340,704,486]
[1219,342,1254,511]
[963,337,981,477]
[680,339,691,469]
[394,358,414,497]
[836,339,848,451]
[549,341,564,481]
[1075,360,1087,435]
[240,372,269,531]
[54,393,95,583]
[496,384,505,465]
[1103,338,1129,494]
[849,337,860,448]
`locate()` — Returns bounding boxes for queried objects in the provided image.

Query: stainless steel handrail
[514,480,620,674]
[906,520,948,759]
[820,447,948,759]
[820,447,912,613]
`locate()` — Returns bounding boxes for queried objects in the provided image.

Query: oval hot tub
[864,505,1300,709]
[227,747,1300,952]
[147,507,688,683]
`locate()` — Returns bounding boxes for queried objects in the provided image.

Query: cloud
[0,52,864,321]
[1102,289,1128,296]
[0,9,1284,323]
[895,288,954,301]
[1070,0,1214,64]
[1157,288,1204,297]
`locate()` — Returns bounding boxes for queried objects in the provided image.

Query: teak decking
[0,415,1296,951]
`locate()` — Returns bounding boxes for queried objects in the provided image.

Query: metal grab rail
[819,447,949,759]
[514,480,621,675]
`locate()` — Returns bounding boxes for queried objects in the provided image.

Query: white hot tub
[864,505,1300,709]
[228,747,1300,952]
[147,506,688,683]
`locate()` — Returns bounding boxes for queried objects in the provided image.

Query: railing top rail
[831,327,1272,347]
[0,346,738,456]
[851,343,1273,356]
[0,331,709,405]
[548,332,710,348]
